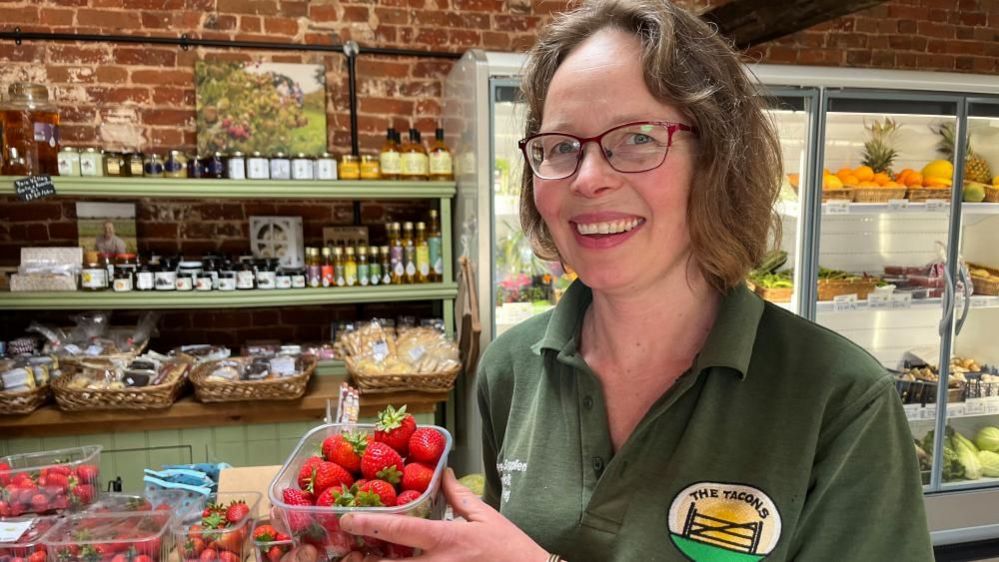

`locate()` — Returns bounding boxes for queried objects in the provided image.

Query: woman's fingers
[279,545,318,562]
[441,468,492,523]
[340,513,452,551]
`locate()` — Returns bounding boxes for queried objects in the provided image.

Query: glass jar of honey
[1,83,60,176]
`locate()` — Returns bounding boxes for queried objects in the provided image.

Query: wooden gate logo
[667,482,781,562]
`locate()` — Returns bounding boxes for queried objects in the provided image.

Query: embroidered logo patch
[667,482,781,562]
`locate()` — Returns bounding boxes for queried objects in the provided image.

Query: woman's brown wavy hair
[519,0,782,293]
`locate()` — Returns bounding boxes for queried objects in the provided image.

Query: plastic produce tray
[0,445,102,516]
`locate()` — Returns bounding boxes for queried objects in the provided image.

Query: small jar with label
[175,270,195,291]
[227,151,246,180]
[204,152,226,179]
[360,155,380,180]
[58,147,81,176]
[247,151,269,179]
[270,152,291,180]
[339,155,360,180]
[112,268,133,292]
[236,261,256,290]
[291,153,314,180]
[164,150,188,178]
[290,268,307,289]
[144,153,165,177]
[80,148,104,177]
[194,271,213,291]
[81,251,108,291]
[218,269,237,291]
[103,151,125,177]
[187,155,207,178]
[276,268,293,290]
[202,257,220,289]
[256,259,277,289]
[123,152,145,177]
[155,258,177,291]
[316,152,338,180]
[135,263,155,291]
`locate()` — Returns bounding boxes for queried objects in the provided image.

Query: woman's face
[534,27,697,295]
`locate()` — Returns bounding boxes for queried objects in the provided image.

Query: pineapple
[861,117,901,175]
[933,122,993,184]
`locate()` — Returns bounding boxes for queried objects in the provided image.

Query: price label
[888,199,909,210]
[969,296,990,309]
[407,345,426,362]
[833,294,858,312]
[925,199,950,212]
[13,175,56,202]
[825,200,851,215]
[923,403,937,420]
[867,293,891,309]
[372,341,389,362]
[986,397,999,415]
[947,402,967,418]
[903,403,923,421]
[965,398,986,416]
[891,292,913,309]
[0,519,33,543]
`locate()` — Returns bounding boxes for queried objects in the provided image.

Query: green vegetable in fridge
[974,426,999,453]
[978,450,999,478]
[952,430,983,480]
[922,429,965,481]
[751,250,788,277]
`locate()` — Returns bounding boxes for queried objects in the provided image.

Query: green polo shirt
[477,280,933,561]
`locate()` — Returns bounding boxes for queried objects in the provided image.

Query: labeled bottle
[368,246,382,286]
[320,246,334,288]
[428,209,443,282]
[389,222,405,284]
[356,246,369,286]
[402,221,417,284]
[401,128,428,181]
[343,246,358,287]
[306,247,321,288]
[1,83,60,176]
[379,127,401,180]
[333,246,346,287]
[428,125,453,181]
[415,221,430,283]
[379,246,392,285]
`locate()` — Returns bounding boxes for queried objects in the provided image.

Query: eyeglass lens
[526,123,671,179]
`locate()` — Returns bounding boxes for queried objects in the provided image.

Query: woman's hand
[339,468,549,562]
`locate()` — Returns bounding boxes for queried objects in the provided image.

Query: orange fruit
[924,178,950,188]
[842,175,860,186]
[885,181,901,188]
[859,181,879,188]
[836,167,853,178]
[873,172,891,185]
[854,165,875,182]
[905,173,923,187]
[787,173,800,187]
[895,169,913,183]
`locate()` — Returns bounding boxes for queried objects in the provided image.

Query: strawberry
[296,456,324,490]
[71,484,95,505]
[282,487,314,506]
[226,500,250,524]
[75,465,99,485]
[266,545,285,562]
[360,442,403,484]
[110,554,128,562]
[184,537,206,557]
[275,533,290,542]
[218,550,240,562]
[28,551,47,562]
[374,405,417,456]
[133,556,154,562]
[401,463,434,493]
[199,548,218,562]
[252,524,278,543]
[358,480,397,507]
[395,489,421,506]
[322,432,367,474]
[385,542,416,559]
[213,529,243,554]
[0,462,11,485]
[30,493,48,513]
[408,428,446,465]
[309,462,354,496]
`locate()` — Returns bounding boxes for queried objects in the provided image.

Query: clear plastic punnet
[268,423,452,561]
[0,445,102,516]
[0,515,61,560]
[173,491,262,562]
[42,511,172,562]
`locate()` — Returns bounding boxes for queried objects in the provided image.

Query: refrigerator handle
[938,265,956,338]
[956,264,972,336]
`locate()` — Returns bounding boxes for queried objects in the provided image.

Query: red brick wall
[1,0,997,346]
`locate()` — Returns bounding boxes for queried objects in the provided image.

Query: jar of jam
[187,155,207,178]
[103,151,125,177]
[290,268,307,289]
[276,268,293,290]
[81,251,108,291]
[316,152,337,180]
[164,150,188,178]
[194,271,213,291]
[360,155,380,180]
[338,155,360,180]
[58,147,81,176]
[144,153,164,177]
[123,151,144,177]
[236,261,256,290]
[204,152,226,179]
[218,269,237,291]
[112,267,133,292]
[80,147,104,177]
[0,82,60,176]
[270,152,291,180]
[155,258,177,291]
[247,151,269,179]
[291,153,314,180]
[227,151,246,180]
[175,270,195,291]
[135,263,155,291]
[256,259,277,290]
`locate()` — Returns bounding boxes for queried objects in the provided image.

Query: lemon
[824,175,843,190]
[922,159,954,180]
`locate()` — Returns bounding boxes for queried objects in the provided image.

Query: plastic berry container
[42,511,172,562]
[85,491,185,514]
[173,491,261,562]
[0,446,102,516]
[0,516,61,561]
[250,518,294,562]
[268,423,452,561]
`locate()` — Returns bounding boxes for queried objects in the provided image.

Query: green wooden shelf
[316,360,347,376]
[1,176,455,199]
[0,283,458,310]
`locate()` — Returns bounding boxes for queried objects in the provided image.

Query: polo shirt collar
[532,278,765,380]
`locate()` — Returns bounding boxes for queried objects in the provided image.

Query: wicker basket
[189,355,316,402]
[822,188,854,202]
[346,357,461,394]
[853,187,907,203]
[51,360,189,411]
[985,185,999,203]
[754,285,792,303]
[817,279,880,301]
[0,385,52,415]
[971,275,999,296]
[906,187,952,202]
